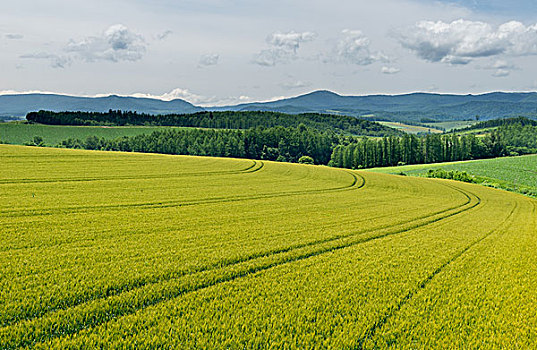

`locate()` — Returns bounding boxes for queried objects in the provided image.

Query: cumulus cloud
[198,53,219,67]
[19,52,71,68]
[5,33,24,40]
[252,31,316,66]
[484,59,517,77]
[65,24,146,62]
[492,69,510,77]
[333,30,388,65]
[279,80,311,89]
[381,66,400,74]
[128,88,251,106]
[396,19,537,65]
[21,25,147,68]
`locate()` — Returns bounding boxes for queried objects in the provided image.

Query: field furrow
[0,144,534,349]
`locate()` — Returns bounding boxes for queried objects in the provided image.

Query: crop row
[34,182,528,349]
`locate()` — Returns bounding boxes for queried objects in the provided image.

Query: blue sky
[1,0,537,105]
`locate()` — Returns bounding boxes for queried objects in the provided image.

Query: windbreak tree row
[26,110,402,137]
[56,122,537,168]
[329,131,509,169]
[59,126,337,165]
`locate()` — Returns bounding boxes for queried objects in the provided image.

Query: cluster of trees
[26,110,401,137]
[47,116,537,169]
[59,125,337,164]
[329,132,506,169]
[498,123,537,155]
[457,116,537,131]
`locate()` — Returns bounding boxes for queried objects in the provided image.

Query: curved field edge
[0,145,535,348]
[367,154,537,198]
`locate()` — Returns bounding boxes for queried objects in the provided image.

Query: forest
[455,116,537,131]
[26,110,401,137]
[58,125,337,165]
[329,121,537,169]
[55,120,537,167]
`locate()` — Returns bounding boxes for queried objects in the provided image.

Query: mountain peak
[305,90,341,97]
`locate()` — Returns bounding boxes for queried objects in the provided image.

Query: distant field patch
[0,122,190,146]
[423,120,478,132]
[367,154,537,197]
[378,121,443,134]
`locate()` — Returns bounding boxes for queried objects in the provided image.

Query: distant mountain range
[2,90,537,122]
[0,94,203,119]
[213,90,537,122]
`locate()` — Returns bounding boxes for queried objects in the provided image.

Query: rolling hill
[1,144,535,348]
[214,90,537,121]
[0,93,203,117]
[3,90,537,123]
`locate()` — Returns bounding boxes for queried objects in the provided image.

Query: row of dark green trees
[26,110,401,137]
[60,125,337,164]
[329,132,506,169]
[57,122,536,168]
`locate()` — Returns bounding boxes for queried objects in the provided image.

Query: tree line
[455,116,537,131]
[329,123,536,169]
[59,125,336,164]
[26,110,401,137]
[46,119,537,168]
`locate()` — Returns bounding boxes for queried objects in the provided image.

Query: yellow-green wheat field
[1,144,536,349]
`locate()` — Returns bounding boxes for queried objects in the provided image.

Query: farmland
[1,144,536,348]
[0,122,186,146]
[378,121,443,134]
[368,154,537,197]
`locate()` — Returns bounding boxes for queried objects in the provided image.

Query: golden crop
[0,144,535,349]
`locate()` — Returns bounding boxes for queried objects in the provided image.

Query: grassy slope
[423,120,478,132]
[0,122,190,146]
[378,121,443,134]
[1,145,536,348]
[366,154,537,197]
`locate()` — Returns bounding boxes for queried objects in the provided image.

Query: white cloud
[252,31,316,66]
[279,80,311,89]
[492,69,510,77]
[396,19,537,65]
[65,24,146,62]
[381,66,400,74]
[333,29,388,65]
[129,88,252,106]
[198,53,219,67]
[19,52,71,68]
[483,59,517,77]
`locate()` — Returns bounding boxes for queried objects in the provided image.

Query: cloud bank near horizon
[2,0,537,104]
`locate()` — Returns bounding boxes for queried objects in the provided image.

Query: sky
[2,0,537,106]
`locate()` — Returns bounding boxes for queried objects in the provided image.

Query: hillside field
[367,154,537,198]
[0,122,190,146]
[378,121,443,134]
[1,145,536,348]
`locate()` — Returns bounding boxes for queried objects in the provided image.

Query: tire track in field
[0,180,475,329]
[0,175,466,327]
[0,183,482,348]
[0,166,362,218]
[0,160,262,185]
[357,199,520,349]
[0,169,363,325]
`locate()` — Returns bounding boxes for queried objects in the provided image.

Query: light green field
[0,122,189,146]
[378,121,443,134]
[367,154,537,197]
[1,145,536,348]
[423,120,478,132]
